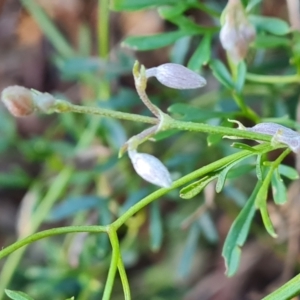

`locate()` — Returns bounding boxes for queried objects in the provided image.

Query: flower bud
[128,149,172,188]
[1,85,35,117]
[220,0,256,63]
[146,63,206,90]
[246,122,300,153]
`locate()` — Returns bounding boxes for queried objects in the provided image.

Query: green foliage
[1,0,300,299]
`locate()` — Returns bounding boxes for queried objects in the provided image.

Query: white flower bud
[146,63,206,90]
[220,0,256,63]
[1,85,35,117]
[128,150,172,188]
[246,122,300,153]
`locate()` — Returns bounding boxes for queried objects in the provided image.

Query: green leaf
[188,34,212,71]
[121,31,189,51]
[271,170,287,205]
[235,61,247,94]
[262,273,300,300]
[47,196,101,222]
[256,154,263,181]
[278,164,299,180]
[210,59,235,90]
[5,290,34,300]
[150,201,163,252]
[180,174,218,199]
[178,223,201,278]
[231,142,258,152]
[158,1,189,19]
[216,156,253,193]
[249,15,290,36]
[222,181,261,276]
[110,0,178,11]
[253,35,290,48]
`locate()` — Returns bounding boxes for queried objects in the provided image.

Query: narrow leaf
[188,34,212,71]
[178,223,201,278]
[271,170,287,205]
[150,201,163,251]
[216,155,253,193]
[222,181,261,276]
[122,31,189,51]
[110,0,177,11]
[180,174,218,199]
[262,273,300,300]
[231,142,258,152]
[210,59,235,90]
[278,164,299,180]
[249,15,290,36]
[259,203,277,238]
[5,290,34,300]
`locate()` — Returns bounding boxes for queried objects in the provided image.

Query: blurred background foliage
[1,0,300,299]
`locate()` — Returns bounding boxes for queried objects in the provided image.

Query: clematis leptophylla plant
[219,0,256,63]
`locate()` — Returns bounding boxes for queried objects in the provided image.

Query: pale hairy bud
[220,0,256,62]
[128,149,172,188]
[146,63,206,90]
[1,85,35,117]
[246,122,300,153]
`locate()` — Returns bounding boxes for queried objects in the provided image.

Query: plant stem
[112,143,278,229]
[246,73,300,84]
[107,227,132,300]
[102,227,119,300]
[58,102,272,143]
[0,226,107,260]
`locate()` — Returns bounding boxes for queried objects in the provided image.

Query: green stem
[118,256,131,300]
[112,143,278,229]
[232,92,259,123]
[57,101,272,143]
[246,73,300,84]
[102,228,119,300]
[0,226,107,260]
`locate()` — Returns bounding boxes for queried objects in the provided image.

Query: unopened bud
[1,85,35,117]
[146,63,206,89]
[220,0,256,62]
[1,86,58,117]
[128,149,172,188]
[246,122,300,153]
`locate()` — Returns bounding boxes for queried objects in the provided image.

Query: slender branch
[246,73,300,84]
[0,226,107,260]
[103,228,120,300]
[112,143,279,229]
[56,101,273,143]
